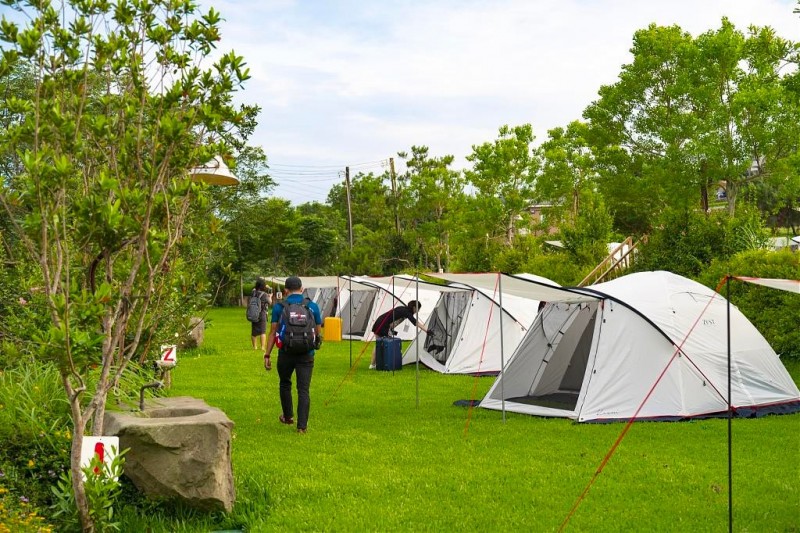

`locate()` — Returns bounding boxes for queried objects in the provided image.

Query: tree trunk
[700,183,709,214]
[70,414,94,532]
[92,400,105,435]
[726,179,737,216]
[572,187,579,220]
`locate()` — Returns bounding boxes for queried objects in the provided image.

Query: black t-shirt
[371,306,417,337]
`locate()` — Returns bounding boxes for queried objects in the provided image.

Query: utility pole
[389,157,399,234]
[345,166,353,250]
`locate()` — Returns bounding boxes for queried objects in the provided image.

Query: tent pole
[348,276,353,368]
[726,275,732,533]
[391,275,396,375]
[415,273,420,409]
[498,272,506,423]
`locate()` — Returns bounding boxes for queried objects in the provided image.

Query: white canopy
[735,276,800,294]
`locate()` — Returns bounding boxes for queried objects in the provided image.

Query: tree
[583,24,700,233]
[539,121,597,222]
[559,192,615,267]
[397,146,464,272]
[203,147,275,304]
[327,171,397,274]
[0,1,251,530]
[465,124,540,247]
[584,20,800,231]
[282,213,340,275]
[692,20,799,215]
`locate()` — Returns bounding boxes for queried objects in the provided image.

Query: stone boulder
[103,396,235,512]
[181,317,205,348]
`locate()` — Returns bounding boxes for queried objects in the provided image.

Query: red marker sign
[160,344,177,364]
[93,442,105,475]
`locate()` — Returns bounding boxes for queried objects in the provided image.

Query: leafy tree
[694,21,799,215]
[235,197,296,276]
[538,121,597,222]
[635,204,768,277]
[201,147,274,305]
[584,20,800,231]
[448,195,503,272]
[398,146,465,272]
[559,192,615,267]
[327,171,393,236]
[584,24,701,232]
[0,2,251,530]
[465,124,540,247]
[327,171,395,274]
[282,214,340,275]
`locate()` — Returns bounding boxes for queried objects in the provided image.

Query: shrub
[699,250,800,361]
[523,252,586,286]
[636,205,769,277]
[0,485,55,533]
[0,361,71,509]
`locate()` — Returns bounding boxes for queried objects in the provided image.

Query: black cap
[285,276,302,290]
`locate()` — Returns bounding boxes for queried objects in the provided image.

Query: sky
[199,0,799,204]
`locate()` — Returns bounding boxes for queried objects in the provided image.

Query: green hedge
[699,250,800,361]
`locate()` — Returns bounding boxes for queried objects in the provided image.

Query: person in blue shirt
[264,276,322,434]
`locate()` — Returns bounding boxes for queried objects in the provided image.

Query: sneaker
[297,428,307,434]
[368,364,376,369]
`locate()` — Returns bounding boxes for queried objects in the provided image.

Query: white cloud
[198,0,799,203]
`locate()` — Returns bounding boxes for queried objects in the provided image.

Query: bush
[636,206,769,277]
[560,193,615,267]
[522,251,586,286]
[0,485,55,533]
[0,261,50,366]
[699,250,800,361]
[0,360,71,509]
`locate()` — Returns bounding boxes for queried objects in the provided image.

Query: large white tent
[480,271,800,422]
[402,273,559,374]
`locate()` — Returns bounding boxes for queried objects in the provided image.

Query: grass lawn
[118,307,800,532]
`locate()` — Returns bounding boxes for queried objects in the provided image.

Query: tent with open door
[402,273,558,374]
[481,271,800,422]
[338,279,377,339]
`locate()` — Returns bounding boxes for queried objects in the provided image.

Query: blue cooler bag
[376,337,402,371]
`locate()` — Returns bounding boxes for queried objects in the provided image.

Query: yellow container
[323,317,342,342]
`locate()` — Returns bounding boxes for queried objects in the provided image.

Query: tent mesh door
[424,290,470,363]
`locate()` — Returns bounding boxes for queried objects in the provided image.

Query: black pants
[277,353,314,430]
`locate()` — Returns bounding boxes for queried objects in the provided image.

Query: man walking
[264,276,322,434]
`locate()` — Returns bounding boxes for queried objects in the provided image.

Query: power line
[269,159,386,169]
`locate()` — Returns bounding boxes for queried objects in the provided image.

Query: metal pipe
[139,381,164,411]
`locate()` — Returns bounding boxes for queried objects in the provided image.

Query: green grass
[117,307,800,532]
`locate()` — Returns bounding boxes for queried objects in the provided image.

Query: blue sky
[200,0,799,204]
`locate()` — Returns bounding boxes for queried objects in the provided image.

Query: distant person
[249,279,272,351]
[263,276,322,434]
[369,300,428,369]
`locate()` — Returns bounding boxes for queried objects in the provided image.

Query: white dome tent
[480,271,800,422]
[402,273,559,374]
